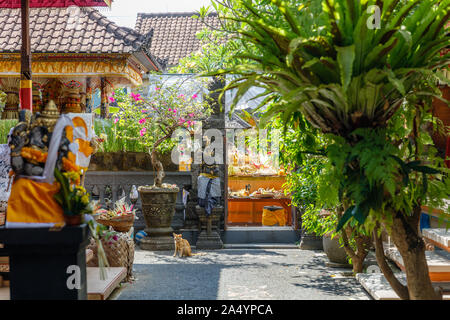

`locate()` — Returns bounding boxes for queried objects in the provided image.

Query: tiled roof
[135,12,220,67]
[0,7,151,54]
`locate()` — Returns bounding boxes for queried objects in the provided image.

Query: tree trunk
[150,127,177,188]
[373,226,410,300]
[151,148,165,188]
[388,209,442,300]
[341,227,371,274]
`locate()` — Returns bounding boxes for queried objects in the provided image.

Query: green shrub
[0,119,17,144]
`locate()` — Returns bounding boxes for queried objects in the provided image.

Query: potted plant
[111,78,212,250]
[318,209,349,266]
[54,167,92,226]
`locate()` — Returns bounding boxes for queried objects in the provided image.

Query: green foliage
[301,205,336,237]
[171,27,238,74]
[211,0,449,136]
[95,79,212,158]
[0,119,17,144]
[212,0,450,233]
[53,168,92,216]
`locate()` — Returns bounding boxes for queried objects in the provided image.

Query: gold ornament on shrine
[63,88,82,113]
[38,100,60,132]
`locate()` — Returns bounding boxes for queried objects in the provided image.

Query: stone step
[422,228,450,252]
[221,226,301,244]
[384,244,450,282]
[223,243,299,249]
[356,273,450,300]
[87,267,127,300]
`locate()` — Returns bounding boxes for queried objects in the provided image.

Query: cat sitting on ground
[173,233,205,257]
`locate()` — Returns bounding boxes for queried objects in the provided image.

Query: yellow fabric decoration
[6,178,64,224]
[262,207,286,226]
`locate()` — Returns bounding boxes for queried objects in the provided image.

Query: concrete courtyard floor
[113,248,371,300]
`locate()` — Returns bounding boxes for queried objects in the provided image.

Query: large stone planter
[322,232,351,267]
[138,185,180,251]
[299,229,323,250]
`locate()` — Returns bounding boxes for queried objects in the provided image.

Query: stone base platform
[356,273,450,300]
[196,230,223,250]
[140,236,174,251]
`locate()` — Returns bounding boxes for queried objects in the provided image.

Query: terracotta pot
[64,214,82,226]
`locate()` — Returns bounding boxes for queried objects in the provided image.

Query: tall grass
[94,118,147,153]
[0,119,17,144]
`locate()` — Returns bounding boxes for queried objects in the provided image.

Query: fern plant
[208,0,450,300]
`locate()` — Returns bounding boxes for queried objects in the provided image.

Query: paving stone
[114,248,371,300]
[356,273,450,300]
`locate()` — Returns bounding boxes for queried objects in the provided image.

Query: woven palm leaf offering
[94,198,137,233]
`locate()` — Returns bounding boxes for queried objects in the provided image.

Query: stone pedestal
[195,206,223,250]
[139,227,175,251]
[0,224,90,300]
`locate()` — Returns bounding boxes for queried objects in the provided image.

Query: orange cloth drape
[6,178,64,224]
[262,207,286,226]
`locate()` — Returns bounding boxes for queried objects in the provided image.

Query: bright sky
[102,0,213,29]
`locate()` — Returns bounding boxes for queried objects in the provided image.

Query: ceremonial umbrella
[0,0,112,114]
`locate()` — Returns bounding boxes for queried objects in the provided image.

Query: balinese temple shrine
[0,6,161,119]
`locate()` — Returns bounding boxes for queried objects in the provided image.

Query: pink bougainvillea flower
[113,117,119,124]
[140,128,147,136]
[168,108,172,112]
[109,96,116,103]
[139,118,146,124]
[188,113,194,118]
[178,94,185,99]
[130,92,142,102]
[173,109,177,114]
[192,94,198,99]
[155,87,160,91]
[111,91,115,96]
[141,109,148,113]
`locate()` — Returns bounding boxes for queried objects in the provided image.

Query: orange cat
[173,233,207,257]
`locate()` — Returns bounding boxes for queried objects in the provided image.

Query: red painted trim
[19,87,32,111]
[143,54,159,72]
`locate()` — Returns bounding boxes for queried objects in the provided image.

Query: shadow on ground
[116,249,370,300]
